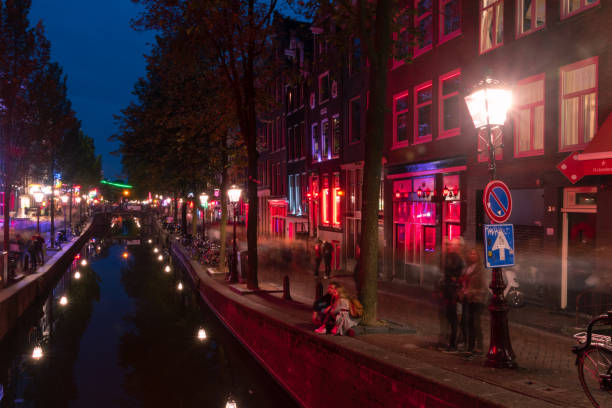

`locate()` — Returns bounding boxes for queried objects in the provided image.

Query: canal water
[0,221,298,408]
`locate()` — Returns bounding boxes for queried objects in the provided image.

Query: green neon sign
[100,180,133,189]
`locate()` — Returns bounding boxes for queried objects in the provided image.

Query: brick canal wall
[169,242,511,408]
[0,218,95,341]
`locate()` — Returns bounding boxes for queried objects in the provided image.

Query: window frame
[479,0,504,55]
[514,73,546,158]
[321,118,330,161]
[332,114,341,158]
[318,71,330,105]
[414,0,434,58]
[349,96,362,144]
[392,90,411,149]
[312,122,321,163]
[516,0,546,39]
[438,69,461,139]
[559,56,599,152]
[439,0,462,45]
[561,0,600,20]
[414,80,434,144]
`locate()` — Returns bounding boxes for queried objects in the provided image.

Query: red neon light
[395,191,401,199]
[332,188,341,226]
[322,188,329,225]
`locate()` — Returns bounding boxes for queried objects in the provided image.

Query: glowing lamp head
[395,191,401,199]
[32,346,43,360]
[225,398,238,408]
[177,282,183,291]
[33,192,44,204]
[164,265,171,273]
[148,239,152,244]
[153,247,159,253]
[199,193,209,207]
[122,251,129,259]
[157,254,163,261]
[81,259,88,266]
[74,271,81,280]
[464,76,512,129]
[59,296,68,306]
[227,185,242,204]
[197,328,207,341]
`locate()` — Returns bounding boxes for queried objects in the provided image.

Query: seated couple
[312,282,361,336]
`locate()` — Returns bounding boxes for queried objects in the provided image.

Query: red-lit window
[393,91,410,147]
[439,70,461,139]
[517,0,545,37]
[514,73,545,157]
[332,173,341,227]
[321,176,330,226]
[424,227,436,252]
[414,81,433,143]
[414,0,433,57]
[561,0,599,19]
[440,0,461,44]
[480,0,503,54]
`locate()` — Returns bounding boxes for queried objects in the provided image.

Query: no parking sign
[483,180,512,224]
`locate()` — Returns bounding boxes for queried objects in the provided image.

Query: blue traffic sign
[484,224,515,268]
[483,180,512,223]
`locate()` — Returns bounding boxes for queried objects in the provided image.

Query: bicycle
[572,310,612,407]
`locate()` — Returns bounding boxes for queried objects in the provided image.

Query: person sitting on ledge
[313,282,339,334]
[330,286,360,336]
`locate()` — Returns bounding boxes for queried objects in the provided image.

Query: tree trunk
[358,0,393,325]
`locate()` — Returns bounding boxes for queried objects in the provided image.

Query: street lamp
[227,185,242,283]
[465,76,514,368]
[60,194,69,237]
[33,192,44,233]
[199,193,209,239]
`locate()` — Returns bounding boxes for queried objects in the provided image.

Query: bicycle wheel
[578,345,612,407]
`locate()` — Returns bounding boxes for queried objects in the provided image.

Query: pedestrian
[459,247,488,355]
[330,286,360,336]
[34,233,45,265]
[322,240,333,279]
[313,281,339,333]
[438,240,464,353]
[28,237,38,271]
[313,239,322,277]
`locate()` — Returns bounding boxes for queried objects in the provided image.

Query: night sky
[29,0,155,180]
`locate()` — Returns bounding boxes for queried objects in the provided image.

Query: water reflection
[0,230,297,408]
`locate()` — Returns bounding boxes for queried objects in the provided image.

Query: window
[562,0,599,19]
[439,70,461,138]
[294,124,303,159]
[332,173,341,227]
[319,72,330,104]
[289,175,295,213]
[393,91,410,147]
[440,0,461,43]
[414,0,433,57]
[346,168,363,213]
[560,57,598,151]
[322,175,330,226]
[276,117,281,150]
[267,122,272,150]
[332,115,341,158]
[480,0,503,54]
[414,81,433,143]
[312,123,321,162]
[517,0,545,37]
[514,74,545,157]
[393,9,412,68]
[321,119,330,160]
[349,36,362,76]
[349,97,361,142]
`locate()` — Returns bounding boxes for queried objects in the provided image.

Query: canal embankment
[158,221,561,408]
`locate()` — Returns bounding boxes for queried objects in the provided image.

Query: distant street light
[227,185,242,283]
[465,76,514,368]
[199,193,209,239]
[61,194,69,236]
[32,346,43,360]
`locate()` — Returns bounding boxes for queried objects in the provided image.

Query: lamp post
[60,194,69,236]
[465,76,515,368]
[199,193,209,239]
[33,192,44,233]
[76,196,82,224]
[227,186,242,283]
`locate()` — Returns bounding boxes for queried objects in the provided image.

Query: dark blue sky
[30,0,155,180]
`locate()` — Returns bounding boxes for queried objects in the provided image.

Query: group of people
[437,240,489,356]
[313,239,334,278]
[8,233,46,274]
[312,281,361,336]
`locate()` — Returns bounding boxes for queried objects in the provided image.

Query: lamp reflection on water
[164,265,171,273]
[32,346,43,360]
[81,259,87,266]
[59,296,68,306]
[197,328,207,341]
[74,271,81,280]
[225,397,238,408]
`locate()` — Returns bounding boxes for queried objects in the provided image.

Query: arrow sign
[558,152,612,184]
[484,224,515,268]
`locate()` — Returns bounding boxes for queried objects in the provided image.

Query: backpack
[349,297,364,318]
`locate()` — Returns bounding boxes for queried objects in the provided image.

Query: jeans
[445,302,458,348]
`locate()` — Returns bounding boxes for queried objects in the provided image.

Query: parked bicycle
[572,310,612,407]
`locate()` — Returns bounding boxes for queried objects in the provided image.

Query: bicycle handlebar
[573,311,612,354]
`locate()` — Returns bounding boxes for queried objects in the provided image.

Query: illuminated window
[321,119,330,160]
[514,74,545,157]
[414,0,433,57]
[440,0,461,43]
[480,0,503,54]
[322,176,330,226]
[439,70,461,138]
[517,0,545,37]
[560,57,598,151]
[414,81,433,143]
[333,173,341,227]
[332,115,341,158]
[312,123,320,162]
[393,91,410,147]
[561,0,599,19]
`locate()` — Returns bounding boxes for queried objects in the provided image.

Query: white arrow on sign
[492,230,510,261]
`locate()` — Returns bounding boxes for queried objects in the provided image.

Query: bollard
[315,281,323,300]
[283,275,292,300]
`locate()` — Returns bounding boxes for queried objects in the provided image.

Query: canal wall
[166,235,527,408]
[0,217,97,341]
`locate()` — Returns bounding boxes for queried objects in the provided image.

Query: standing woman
[461,247,488,355]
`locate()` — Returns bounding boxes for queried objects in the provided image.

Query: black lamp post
[33,192,44,233]
[465,76,516,368]
[227,185,242,283]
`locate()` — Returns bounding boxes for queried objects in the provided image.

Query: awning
[576,112,612,161]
